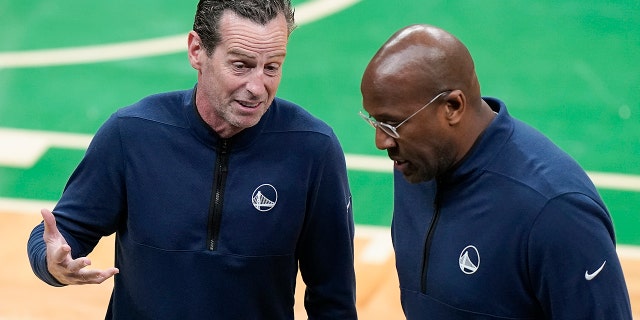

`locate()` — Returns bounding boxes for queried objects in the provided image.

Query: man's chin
[400,168,435,184]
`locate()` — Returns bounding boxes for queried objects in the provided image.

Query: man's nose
[245,69,268,97]
[374,127,396,150]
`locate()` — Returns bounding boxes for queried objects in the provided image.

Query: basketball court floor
[1,0,639,318]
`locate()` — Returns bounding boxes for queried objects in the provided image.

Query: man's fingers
[66,257,91,273]
[48,244,70,265]
[39,207,119,286]
[41,208,73,267]
[78,267,120,285]
[40,208,56,230]
[41,208,66,245]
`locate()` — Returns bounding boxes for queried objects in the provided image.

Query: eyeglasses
[359,90,450,139]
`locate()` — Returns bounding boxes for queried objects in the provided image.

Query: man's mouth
[391,157,410,171]
[237,100,260,109]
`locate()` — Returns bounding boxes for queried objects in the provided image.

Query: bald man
[360,25,632,319]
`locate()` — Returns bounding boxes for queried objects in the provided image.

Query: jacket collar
[183,85,271,151]
[438,97,514,186]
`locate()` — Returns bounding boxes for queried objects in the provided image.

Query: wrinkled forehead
[217,11,289,55]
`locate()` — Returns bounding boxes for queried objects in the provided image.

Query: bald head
[361,24,481,109]
[360,25,496,183]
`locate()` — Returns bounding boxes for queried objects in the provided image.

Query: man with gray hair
[28,1,357,318]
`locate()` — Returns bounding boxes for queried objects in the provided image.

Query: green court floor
[1,0,639,244]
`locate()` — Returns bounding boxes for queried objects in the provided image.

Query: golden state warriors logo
[459,245,480,275]
[252,184,277,212]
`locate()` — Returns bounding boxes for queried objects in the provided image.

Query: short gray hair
[193,0,296,55]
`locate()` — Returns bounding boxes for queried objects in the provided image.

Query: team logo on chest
[251,184,278,212]
[459,245,480,275]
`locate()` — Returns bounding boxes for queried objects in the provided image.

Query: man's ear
[187,31,204,70]
[444,90,466,126]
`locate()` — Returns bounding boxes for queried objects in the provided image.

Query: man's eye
[232,62,247,70]
[265,64,280,75]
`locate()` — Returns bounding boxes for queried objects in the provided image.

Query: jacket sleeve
[27,224,66,286]
[26,113,126,285]
[296,132,357,320]
[528,193,632,319]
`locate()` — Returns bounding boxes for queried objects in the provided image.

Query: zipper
[207,139,230,251]
[420,181,442,293]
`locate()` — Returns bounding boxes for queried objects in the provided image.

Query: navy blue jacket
[392,98,632,319]
[28,88,357,319]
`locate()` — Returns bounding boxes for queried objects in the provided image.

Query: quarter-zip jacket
[392,98,632,319]
[27,87,357,319]
[207,138,229,251]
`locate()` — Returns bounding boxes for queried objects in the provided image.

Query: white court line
[0,196,395,265]
[3,197,637,263]
[1,127,640,192]
[355,225,394,264]
[0,197,56,214]
[0,0,361,68]
[345,154,394,173]
[0,127,92,168]
[585,172,640,193]
[346,154,640,192]
[618,245,640,260]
